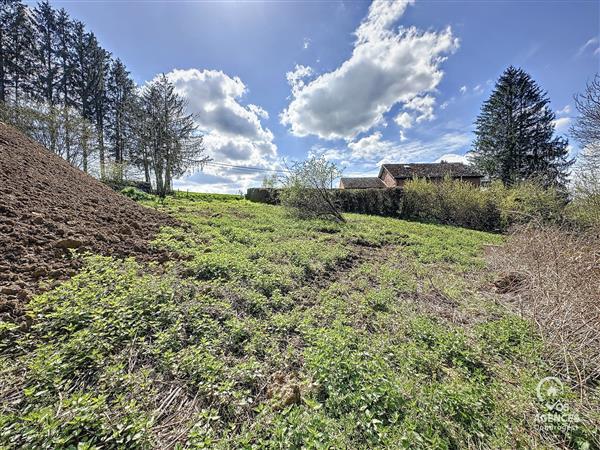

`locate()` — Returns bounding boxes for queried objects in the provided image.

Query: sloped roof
[379,163,482,179]
[340,177,386,189]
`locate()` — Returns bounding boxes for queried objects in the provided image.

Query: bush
[566,193,600,229]
[401,177,502,231]
[401,178,568,232]
[120,186,154,201]
[489,224,600,385]
[249,179,575,232]
[280,157,345,222]
[488,181,565,227]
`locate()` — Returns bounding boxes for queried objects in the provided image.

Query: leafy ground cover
[0,193,596,449]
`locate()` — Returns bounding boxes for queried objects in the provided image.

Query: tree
[106,58,136,172]
[570,74,600,226]
[85,35,111,179]
[471,66,573,188]
[1,0,36,105]
[0,99,96,169]
[55,8,77,162]
[280,156,345,222]
[138,74,210,197]
[571,74,600,172]
[32,0,59,106]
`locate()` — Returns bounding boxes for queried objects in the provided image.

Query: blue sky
[48,0,599,192]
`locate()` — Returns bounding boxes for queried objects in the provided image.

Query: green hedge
[247,187,404,217]
[247,180,569,232]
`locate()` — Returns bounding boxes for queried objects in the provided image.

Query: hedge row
[247,187,404,217]
[247,180,569,232]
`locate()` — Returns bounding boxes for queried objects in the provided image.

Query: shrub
[401,178,567,232]
[280,157,345,222]
[401,177,502,231]
[488,180,565,227]
[120,186,154,202]
[489,223,600,386]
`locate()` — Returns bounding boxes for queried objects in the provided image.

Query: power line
[205,161,290,174]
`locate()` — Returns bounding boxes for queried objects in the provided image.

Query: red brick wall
[381,169,397,187]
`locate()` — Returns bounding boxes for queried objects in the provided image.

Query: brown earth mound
[0,122,177,319]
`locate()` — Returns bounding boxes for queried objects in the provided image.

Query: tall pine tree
[106,58,135,167]
[1,0,36,105]
[471,66,572,188]
[32,0,59,106]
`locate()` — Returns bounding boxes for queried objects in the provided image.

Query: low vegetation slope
[1,192,597,449]
[0,123,175,318]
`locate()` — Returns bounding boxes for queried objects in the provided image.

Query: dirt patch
[0,122,177,318]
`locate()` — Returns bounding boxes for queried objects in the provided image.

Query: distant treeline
[0,0,208,196]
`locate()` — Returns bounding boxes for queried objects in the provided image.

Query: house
[338,177,386,189]
[339,162,483,189]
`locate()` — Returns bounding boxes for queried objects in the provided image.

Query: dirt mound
[0,122,176,318]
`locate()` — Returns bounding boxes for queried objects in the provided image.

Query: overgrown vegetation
[1,196,597,448]
[280,156,345,222]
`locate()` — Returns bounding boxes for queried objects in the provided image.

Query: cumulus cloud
[163,68,277,164]
[404,95,436,123]
[280,0,458,140]
[553,116,571,131]
[154,68,279,192]
[286,64,314,96]
[316,131,471,167]
[394,111,413,129]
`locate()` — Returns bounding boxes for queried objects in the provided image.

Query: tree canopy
[470,66,572,188]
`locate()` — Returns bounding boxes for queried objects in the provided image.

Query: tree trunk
[98,127,105,179]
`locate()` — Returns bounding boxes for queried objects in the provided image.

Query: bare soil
[0,122,176,319]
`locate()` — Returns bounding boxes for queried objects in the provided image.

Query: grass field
[0,193,595,449]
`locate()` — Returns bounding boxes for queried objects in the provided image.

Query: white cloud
[404,95,436,123]
[303,37,311,50]
[576,37,599,57]
[556,104,571,115]
[553,116,571,131]
[285,64,314,96]
[435,153,469,164]
[281,0,458,141]
[155,68,279,192]
[473,84,484,95]
[317,131,471,166]
[247,104,269,119]
[459,85,467,94]
[394,111,413,129]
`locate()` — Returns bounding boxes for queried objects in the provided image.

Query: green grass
[0,197,595,449]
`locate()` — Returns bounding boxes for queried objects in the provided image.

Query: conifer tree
[471,66,572,188]
[32,0,59,106]
[1,0,36,105]
[139,74,209,197]
[106,59,136,167]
